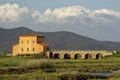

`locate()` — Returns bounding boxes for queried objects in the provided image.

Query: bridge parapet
[52,50,110,53]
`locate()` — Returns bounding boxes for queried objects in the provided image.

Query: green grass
[0,54,120,80]
[109,73,120,80]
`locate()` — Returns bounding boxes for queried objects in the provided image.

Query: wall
[46,50,113,59]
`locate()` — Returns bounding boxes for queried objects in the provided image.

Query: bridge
[46,50,113,59]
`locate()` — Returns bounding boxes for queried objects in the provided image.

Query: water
[87,70,120,77]
[87,72,112,77]
[113,70,120,73]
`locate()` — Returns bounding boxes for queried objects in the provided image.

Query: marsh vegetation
[0,53,120,80]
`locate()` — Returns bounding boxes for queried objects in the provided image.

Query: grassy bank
[0,54,120,80]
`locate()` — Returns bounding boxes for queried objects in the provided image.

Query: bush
[40,61,56,72]
[0,60,56,74]
[32,52,47,59]
[20,60,56,73]
[20,59,42,71]
[59,73,88,80]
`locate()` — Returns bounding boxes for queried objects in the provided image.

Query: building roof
[20,34,44,37]
[40,43,50,47]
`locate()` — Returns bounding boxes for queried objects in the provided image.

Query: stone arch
[96,54,102,59]
[64,53,71,59]
[54,53,60,59]
[85,54,92,59]
[74,54,81,59]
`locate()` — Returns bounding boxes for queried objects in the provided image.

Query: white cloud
[91,9,120,17]
[89,9,120,23]
[0,3,120,41]
[31,6,120,41]
[32,6,91,22]
[32,6,120,25]
[0,3,28,23]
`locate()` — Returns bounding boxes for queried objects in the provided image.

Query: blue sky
[0,0,120,12]
[0,0,120,42]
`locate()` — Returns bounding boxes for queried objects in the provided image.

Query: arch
[54,54,60,59]
[64,53,71,59]
[85,54,92,59]
[74,54,81,59]
[96,54,102,59]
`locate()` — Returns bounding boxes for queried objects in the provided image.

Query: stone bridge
[46,50,113,59]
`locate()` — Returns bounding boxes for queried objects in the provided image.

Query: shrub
[20,59,42,70]
[32,52,47,59]
[59,73,88,80]
[40,61,56,72]
[20,59,56,73]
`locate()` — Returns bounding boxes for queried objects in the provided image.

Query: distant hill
[0,27,120,52]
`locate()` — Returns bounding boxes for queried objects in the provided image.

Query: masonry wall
[46,50,113,59]
[13,36,44,56]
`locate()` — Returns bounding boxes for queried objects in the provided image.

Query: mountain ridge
[0,27,120,51]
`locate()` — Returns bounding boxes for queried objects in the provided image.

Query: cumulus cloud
[32,6,91,22]
[0,3,28,23]
[0,3,120,41]
[32,6,120,25]
[31,6,120,41]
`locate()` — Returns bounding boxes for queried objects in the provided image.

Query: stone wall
[46,50,113,59]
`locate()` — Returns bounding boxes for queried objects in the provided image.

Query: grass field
[0,54,120,80]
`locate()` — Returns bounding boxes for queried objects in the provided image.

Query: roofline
[20,34,44,37]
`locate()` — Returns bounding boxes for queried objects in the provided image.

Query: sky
[0,0,120,42]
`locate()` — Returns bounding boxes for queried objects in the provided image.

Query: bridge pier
[60,54,64,59]
[71,54,75,59]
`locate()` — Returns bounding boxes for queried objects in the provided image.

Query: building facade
[13,34,50,56]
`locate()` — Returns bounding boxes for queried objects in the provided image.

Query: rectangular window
[27,41,29,43]
[33,41,35,43]
[33,48,35,52]
[21,48,23,52]
[21,41,23,43]
[27,48,29,52]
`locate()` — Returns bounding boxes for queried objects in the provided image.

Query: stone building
[13,34,50,56]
